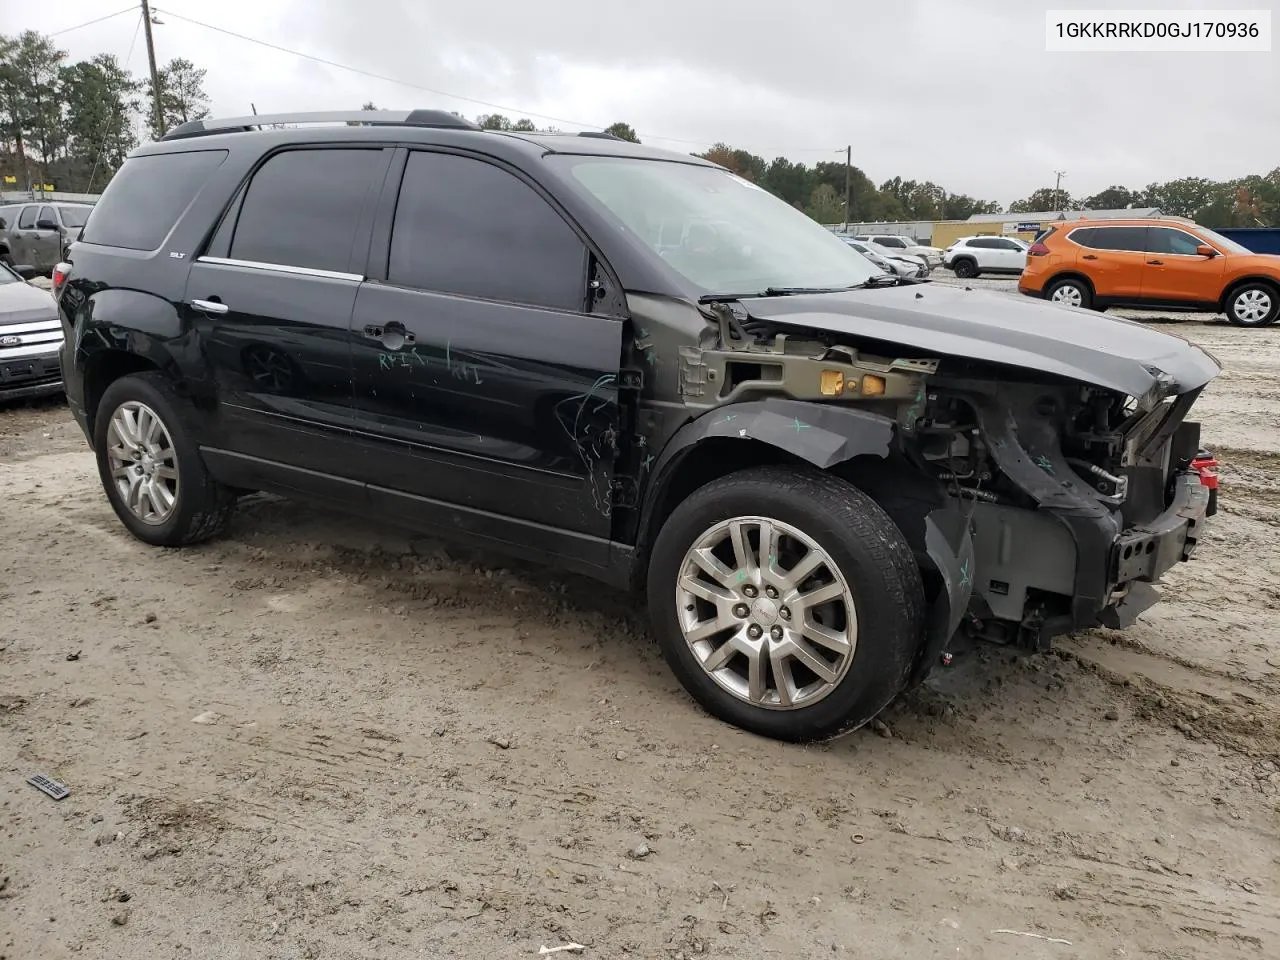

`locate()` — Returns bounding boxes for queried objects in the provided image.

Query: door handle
[1147,260,1164,266]
[1081,254,1098,260]
[190,298,229,315]
[364,321,414,349]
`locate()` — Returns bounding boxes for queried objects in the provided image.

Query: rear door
[1140,225,1226,304]
[347,147,626,547]
[1067,225,1147,298]
[184,145,392,499]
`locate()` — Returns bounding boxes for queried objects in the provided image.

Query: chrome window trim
[196,255,363,282]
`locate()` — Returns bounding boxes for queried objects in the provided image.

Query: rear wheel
[1046,277,1093,310]
[94,372,236,546]
[646,466,926,742]
[1225,282,1279,327]
[0,250,12,267]
[952,258,978,279]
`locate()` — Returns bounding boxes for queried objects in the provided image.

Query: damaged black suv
[56,111,1220,741]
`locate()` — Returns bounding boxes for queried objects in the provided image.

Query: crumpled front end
[913,370,1215,649]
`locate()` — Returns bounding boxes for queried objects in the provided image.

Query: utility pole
[141,0,166,137]
[843,145,852,232]
[1053,169,1066,211]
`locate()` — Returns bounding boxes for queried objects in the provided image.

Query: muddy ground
[2,276,1278,959]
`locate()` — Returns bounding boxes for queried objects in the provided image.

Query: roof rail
[576,131,623,141]
[161,109,481,141]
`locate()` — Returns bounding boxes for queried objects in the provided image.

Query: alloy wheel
[674,516,857,710]
[106,401,180,525]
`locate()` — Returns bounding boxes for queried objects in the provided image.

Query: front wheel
[646,466,926,742]
[952,258,978,279]
[94,372,236,546]
[1225,283,1279,327]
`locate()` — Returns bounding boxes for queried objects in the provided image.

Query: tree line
[1,29,209,194]
[3,26,1277,228]
[1008,177,1280,228]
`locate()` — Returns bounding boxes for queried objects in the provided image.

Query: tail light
[52,261,71,297]
[1027,242,1050,257]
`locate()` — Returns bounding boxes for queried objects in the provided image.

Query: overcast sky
[21,0,1280,206]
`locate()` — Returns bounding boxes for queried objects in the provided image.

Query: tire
[93,371,235,546]
[1224,282,1279,327]
[0,250,12,267]
[1046,276,1093,310]
[952,258,978,279]
[646,465,926,742]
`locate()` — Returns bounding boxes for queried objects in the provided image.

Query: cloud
[27,0,1280,205]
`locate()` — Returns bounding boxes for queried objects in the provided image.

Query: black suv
[56,110,1220,741]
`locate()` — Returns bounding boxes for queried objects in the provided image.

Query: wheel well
[951,254,976,264]
[83,350,160,436]
[1046,272,1094,294]
[1220,275,1279,311]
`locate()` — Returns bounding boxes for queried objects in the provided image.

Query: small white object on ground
[191,711,221,725]
[538,944,586,955]
[991,929,1072,945]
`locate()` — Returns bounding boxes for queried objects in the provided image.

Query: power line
[86,10,143,194]
[49,6,138,37]
[150,7,840,156]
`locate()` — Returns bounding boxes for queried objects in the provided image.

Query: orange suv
[1019,218,1280,327]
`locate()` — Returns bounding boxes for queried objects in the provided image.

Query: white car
[852,233,944,266]
[840,237,930,279]
[942,235,1029,278]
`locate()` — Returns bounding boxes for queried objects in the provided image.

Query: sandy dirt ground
[2,276,1278,959]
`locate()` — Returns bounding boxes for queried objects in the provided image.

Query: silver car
[0,261,63,401]
[0,201,93,274]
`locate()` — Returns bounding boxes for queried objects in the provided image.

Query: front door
[1140,225,1226,304]
[31,206,61,271]
[184,145,392,499]
[348,148,625,548]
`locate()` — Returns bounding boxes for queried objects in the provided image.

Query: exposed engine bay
[675,299,1216,656]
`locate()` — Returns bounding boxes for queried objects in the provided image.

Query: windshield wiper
[698,284,867,303]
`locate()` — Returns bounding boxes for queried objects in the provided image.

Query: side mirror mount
[1196,244,1218,258]
[36,219,58,231]
[12,264,38,280]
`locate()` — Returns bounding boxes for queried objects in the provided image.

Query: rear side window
[82,150,227,251]
[969,237,998,249]
[1074,226,1147,252]
[387,151,587,312]
[18,206,36,229]
[229,148,383,274]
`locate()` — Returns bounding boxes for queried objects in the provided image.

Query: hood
[0,280,57,325]
[735,284,1221,398]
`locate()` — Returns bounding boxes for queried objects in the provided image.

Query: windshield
[57,205,91,228]
[0,263,19,284]
[554,157,877,294]
[1194,225,1252,256]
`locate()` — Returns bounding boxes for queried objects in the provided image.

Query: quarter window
[82,150,228,251]
[388,151,588,312]
[230,148,383,274]
[17,206,36,229]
